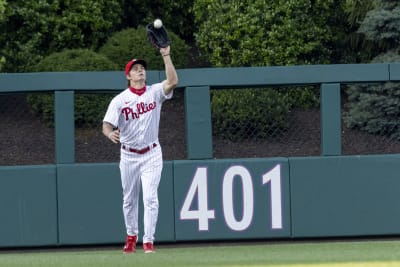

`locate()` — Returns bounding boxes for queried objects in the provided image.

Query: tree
[341,0,381,63]
[0,0,122,72]
[358,0,400,52]
[27,49,120,127]
[344,52,400,140]
[99,27,191,70]
[345,0,379,27]
[120,0,196,43]
[344,0,400,139]
[0,0,6,71]
[193,0,342,140]
[194,0,346,67]
[0,0,5,20]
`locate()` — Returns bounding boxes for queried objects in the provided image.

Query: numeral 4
[180,167,215,231]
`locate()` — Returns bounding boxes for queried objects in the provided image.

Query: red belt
[122,143,157,154]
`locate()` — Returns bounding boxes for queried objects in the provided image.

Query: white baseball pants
[119,143,163,243]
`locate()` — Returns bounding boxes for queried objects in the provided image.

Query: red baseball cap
[125,59,147,75]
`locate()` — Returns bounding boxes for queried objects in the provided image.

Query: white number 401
[179,164,283,232]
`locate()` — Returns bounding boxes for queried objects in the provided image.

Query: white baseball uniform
[103,82,172,243]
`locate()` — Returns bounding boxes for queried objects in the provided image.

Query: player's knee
[123,198,134,209]
[143,197,159,210]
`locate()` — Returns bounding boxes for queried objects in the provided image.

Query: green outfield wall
[1,64,400,247]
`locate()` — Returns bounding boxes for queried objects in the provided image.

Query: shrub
[211,88,291,141]
[194,0,329,140]
[27,49,119,127]
[211,85,318,141]
[32,49,120,72]
[0,0,122,72]
[120,0,195,43]
[344,50,400,139]
[99,27,191,70]
[194,0,341,67]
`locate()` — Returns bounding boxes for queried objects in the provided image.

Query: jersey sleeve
[157,82,173,101]
[103,97,119,128]
[163,86,173,100]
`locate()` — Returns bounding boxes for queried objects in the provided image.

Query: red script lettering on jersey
[121,101,157,120]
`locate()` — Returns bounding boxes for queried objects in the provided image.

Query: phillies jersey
[103,82,172,148]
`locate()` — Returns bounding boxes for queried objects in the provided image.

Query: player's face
[127,64,146,82]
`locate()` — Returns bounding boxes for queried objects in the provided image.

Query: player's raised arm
[145,19,177,95]
[160,46,178,95]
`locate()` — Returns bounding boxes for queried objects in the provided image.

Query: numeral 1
[262,164,283,229]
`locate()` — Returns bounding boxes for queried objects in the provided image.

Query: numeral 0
[180,164,283,231]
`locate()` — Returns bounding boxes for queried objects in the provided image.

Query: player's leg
[120,152,141,237]
[141,147,163,248]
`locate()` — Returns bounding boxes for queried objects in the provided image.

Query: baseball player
[102,45,178,253]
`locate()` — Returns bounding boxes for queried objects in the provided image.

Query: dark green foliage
[0,0,4,17]
[344,0,379,27]
[120,0,195,43]
[351,0,400,55]
[194,0,325,140]
[337,0,380,63]
[73,94,114,127]
[211,86,318,141]
[194,0,345,67]
[0,0,122,72]
[31,49,120,72]
[27,93,55,127]
[345,1,400,139]
[211,88,291,141]
[344,51,400,139]
[287,87,320,110]
[27,49,120,127]
[358,1,400,51]
[99,27,191,70]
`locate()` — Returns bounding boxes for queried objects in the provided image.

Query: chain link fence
[211,86,321,159]
[2,83,400,166]
[0,93,55,165]
[342,82,400,155]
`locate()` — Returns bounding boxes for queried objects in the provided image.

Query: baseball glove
[146,23,171,48]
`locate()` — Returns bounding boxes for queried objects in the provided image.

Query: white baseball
[154,19,163,29]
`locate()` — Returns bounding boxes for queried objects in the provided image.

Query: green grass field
[2,240,400,267]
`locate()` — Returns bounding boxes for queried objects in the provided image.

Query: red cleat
[143,242,155,253]
[123,235,137,253]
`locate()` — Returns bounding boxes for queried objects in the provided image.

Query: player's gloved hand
[146,23,170,48]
